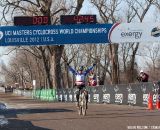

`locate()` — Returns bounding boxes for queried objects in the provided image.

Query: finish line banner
[0,24,112,46]
[0,23,160,46]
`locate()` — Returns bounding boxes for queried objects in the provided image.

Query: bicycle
[78,89,87,116]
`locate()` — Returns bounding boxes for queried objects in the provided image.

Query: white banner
[109,23,160,43]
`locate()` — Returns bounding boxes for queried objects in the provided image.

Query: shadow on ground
[1,108,73,118]
[0,103,73,130]
[0,119,52,130]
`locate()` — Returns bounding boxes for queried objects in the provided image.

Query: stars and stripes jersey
[68,65,96,85]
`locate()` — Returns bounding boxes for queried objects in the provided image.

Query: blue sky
[0,47,10,65]
[79,0,98,15]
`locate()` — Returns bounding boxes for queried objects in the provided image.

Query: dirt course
[0,92,160,130]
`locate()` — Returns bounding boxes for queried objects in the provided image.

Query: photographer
[137,70,149,82]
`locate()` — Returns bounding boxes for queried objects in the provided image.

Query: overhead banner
[0,23,160,46]
[109,23,160,43]
[0,24,112,46]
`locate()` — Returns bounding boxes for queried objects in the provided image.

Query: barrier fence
[33,89,56,101]
[13,89,56,101]
[9,82,159,107]
[56,82,159,107]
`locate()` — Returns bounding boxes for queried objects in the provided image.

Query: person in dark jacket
[137,70,149,82]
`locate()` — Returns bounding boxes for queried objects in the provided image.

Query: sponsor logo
[93,94,99,102]
[103,94,110,103]
[128,94,136,104]
[59,90,62,94]
[121,30,142,39]
[152,84,159,93]
[115,94,123,103]
[102,86,107,93]
[74,89,79,94]
[56,94,58,100]
[0,31,3,40]
[69,94,72,101]
[114,85,119,93]
[74,94,76,101]
[92,88,97,93]
[143,94,148,105]
[127,85,132,93]
[143,94,157,104]
[152,87,159,93]
[141,85,146,93]
[153,94,157,102]
[59,94,62,101]
[151,27,160,37]
[63,90,66,94]
[64,94,67,101]
[68,89,71,94]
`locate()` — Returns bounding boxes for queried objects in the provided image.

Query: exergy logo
[121,30,142,39]
[151,27,160,37]
[108,23,143,43]
[0,31,4,40]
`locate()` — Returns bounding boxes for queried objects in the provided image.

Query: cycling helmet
[79,66,84,71]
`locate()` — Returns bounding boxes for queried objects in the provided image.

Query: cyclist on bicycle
[67,63,96,109]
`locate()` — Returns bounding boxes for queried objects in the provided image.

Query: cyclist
[137,70,149,82]
[67,63,96,109]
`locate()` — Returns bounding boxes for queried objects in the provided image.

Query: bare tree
[1,47,46,88]
[81,44,111,85]
[0,0,85,88]
[90,0,121,84]
[138,43,160,81]
[74,0,85,15]
[123,0,155,83]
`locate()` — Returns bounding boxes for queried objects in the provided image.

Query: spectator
[88,70,97,87]
[157,81,160,94]
[137,70,149,82]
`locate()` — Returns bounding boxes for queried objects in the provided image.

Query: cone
[156,95,160,109]
[148,93,153,110]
